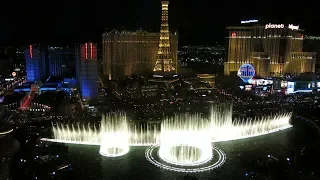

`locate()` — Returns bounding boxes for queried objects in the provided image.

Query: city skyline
[1,1,319,46]
[2,1,320,179]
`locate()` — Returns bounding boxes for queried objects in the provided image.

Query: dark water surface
[0,137,19,180]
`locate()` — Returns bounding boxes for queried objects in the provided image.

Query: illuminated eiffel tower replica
[153,0,176,77]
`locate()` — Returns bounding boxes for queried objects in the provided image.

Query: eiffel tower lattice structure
[153,1,175,74]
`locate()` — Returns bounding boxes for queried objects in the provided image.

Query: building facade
[304,36,320,72]
[48,47,76,77]
[25,45,77,82]
[76,43,98,100]
[225,23,316,77]
[102,30,178,80]
[25,45,48,82]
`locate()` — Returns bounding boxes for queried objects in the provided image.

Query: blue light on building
[48,47,76,77]
[25,45,47,82]
[76,43,98,100]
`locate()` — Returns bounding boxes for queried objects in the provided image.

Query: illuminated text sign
[265,23,300,30]
[265,23,284,29]
[288,24,299,30]
[241,19,258,24]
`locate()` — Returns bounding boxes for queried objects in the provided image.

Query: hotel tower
[102,1,178,80]
[225,23,316,77]
[76,43,98,100]
[25,45,48,82]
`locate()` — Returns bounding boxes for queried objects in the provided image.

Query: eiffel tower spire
[153,1,175,73]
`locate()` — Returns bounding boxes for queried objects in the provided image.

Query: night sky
[1,1,319,46]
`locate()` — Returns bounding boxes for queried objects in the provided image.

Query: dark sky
[1,0,319,46]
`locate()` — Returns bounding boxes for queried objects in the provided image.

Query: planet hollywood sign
[265,23,284,29]
[237,64,255,83]
[265,23,299,30]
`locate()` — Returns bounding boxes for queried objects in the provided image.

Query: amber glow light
[85,43,88,59]
[29,45,33,58]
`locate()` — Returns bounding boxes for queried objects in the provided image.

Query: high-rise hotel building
[102,30,178,80]
[225,23,316,77]
[76,43,98,100]
[25,45,77,82]
[25,45,48,82]
[304,36,320,72]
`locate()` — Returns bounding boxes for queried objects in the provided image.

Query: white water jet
[52,122,100,144]
[99,112,130,157]
[209,104,292,142]
[158,114,212,166]
[129,123,160,146]
[46,104,293,150]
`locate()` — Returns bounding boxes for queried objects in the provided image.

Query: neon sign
[90,43,93,59]
[29,45,33,58]
[85,43,88,59]
[265,23,284,29]
[265,23,300,30]
[237,64,255,83]
[288,24,299,30]
[241,19,258,24]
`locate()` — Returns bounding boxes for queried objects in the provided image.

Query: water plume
[99,112,130,157]
[158,114,212,166]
